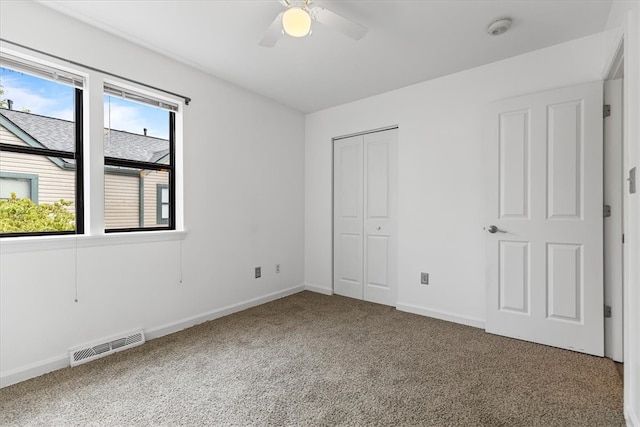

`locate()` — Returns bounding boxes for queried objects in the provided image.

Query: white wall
[305,33,606,327]
[0,1,305,386]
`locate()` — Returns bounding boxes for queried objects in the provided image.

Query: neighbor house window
[103,83,175,232]
[0,55,83,236]
[0,172,38,202]
[156,184,169,225]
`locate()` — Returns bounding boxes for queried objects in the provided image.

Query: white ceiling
[39,0,613,113]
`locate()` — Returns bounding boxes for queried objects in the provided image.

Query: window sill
[0,230,188,254]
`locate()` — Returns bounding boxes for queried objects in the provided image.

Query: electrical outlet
[276,264,280,274]
[255,267,261,279]
[421,272,429,285]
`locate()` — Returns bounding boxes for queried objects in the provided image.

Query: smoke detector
[487,18,512,36]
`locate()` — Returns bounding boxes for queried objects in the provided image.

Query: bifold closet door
[333,128,397,306]
[333,135,364,300]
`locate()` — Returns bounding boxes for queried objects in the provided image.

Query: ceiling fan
[259,0,368,47]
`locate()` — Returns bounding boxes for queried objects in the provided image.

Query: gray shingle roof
[0,108,169,163]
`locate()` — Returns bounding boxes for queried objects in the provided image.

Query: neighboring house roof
[0,108,169,163]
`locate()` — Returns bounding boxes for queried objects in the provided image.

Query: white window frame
[0,47,185,249]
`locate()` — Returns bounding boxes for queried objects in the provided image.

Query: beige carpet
[0,291,624,426]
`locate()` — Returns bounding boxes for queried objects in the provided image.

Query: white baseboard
[396,302,485,329]
[0,284,305,389]
[145,284,305,340]
[627,407,639,427]
[304,283,333,295]
[0,354,69,389]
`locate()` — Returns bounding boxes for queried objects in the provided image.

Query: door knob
[487,225,507,234]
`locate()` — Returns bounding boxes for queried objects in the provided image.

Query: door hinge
[623,234,625,244]
[604,204,611,218]
[604,305,612,318]
[604,104,611,118]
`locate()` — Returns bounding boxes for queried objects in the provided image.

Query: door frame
[601,31,638,424]
[603,41,625,362]
[331,125,399,299]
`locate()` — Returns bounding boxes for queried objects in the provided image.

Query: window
[0,55,83,236]
[0,172,38,202]
[156,184,169,225]
[103,84,176,232]
[0,48,184,239]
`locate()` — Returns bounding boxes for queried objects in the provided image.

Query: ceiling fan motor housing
[260,0,367,47]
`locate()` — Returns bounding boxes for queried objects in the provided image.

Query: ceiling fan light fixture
[282,7,312,37]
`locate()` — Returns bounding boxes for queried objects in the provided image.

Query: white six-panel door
[334,128,398,306]
[485,81,604,356]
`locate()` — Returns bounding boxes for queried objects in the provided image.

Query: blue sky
[1,67,169,139]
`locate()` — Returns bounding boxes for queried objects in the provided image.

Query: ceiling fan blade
[259,12,284,47]
[310,7,367,40]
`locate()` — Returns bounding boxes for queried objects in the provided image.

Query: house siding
[0,127,75,206]
[104,172,140,229]
[2,123,166,230]
[0,127,28,148]
[143,170,169,227]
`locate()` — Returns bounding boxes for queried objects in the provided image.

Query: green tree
[0,193,75,233]
[1,82,30,112]
[0,83,7,109]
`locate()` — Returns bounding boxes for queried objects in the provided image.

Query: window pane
[161,187,169,203]
[161,204,169,219]
[104,167,169,229]
[0,151,76,234]
[1,66,76,152]
[104,94,170,162]
[0,177,30,200]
